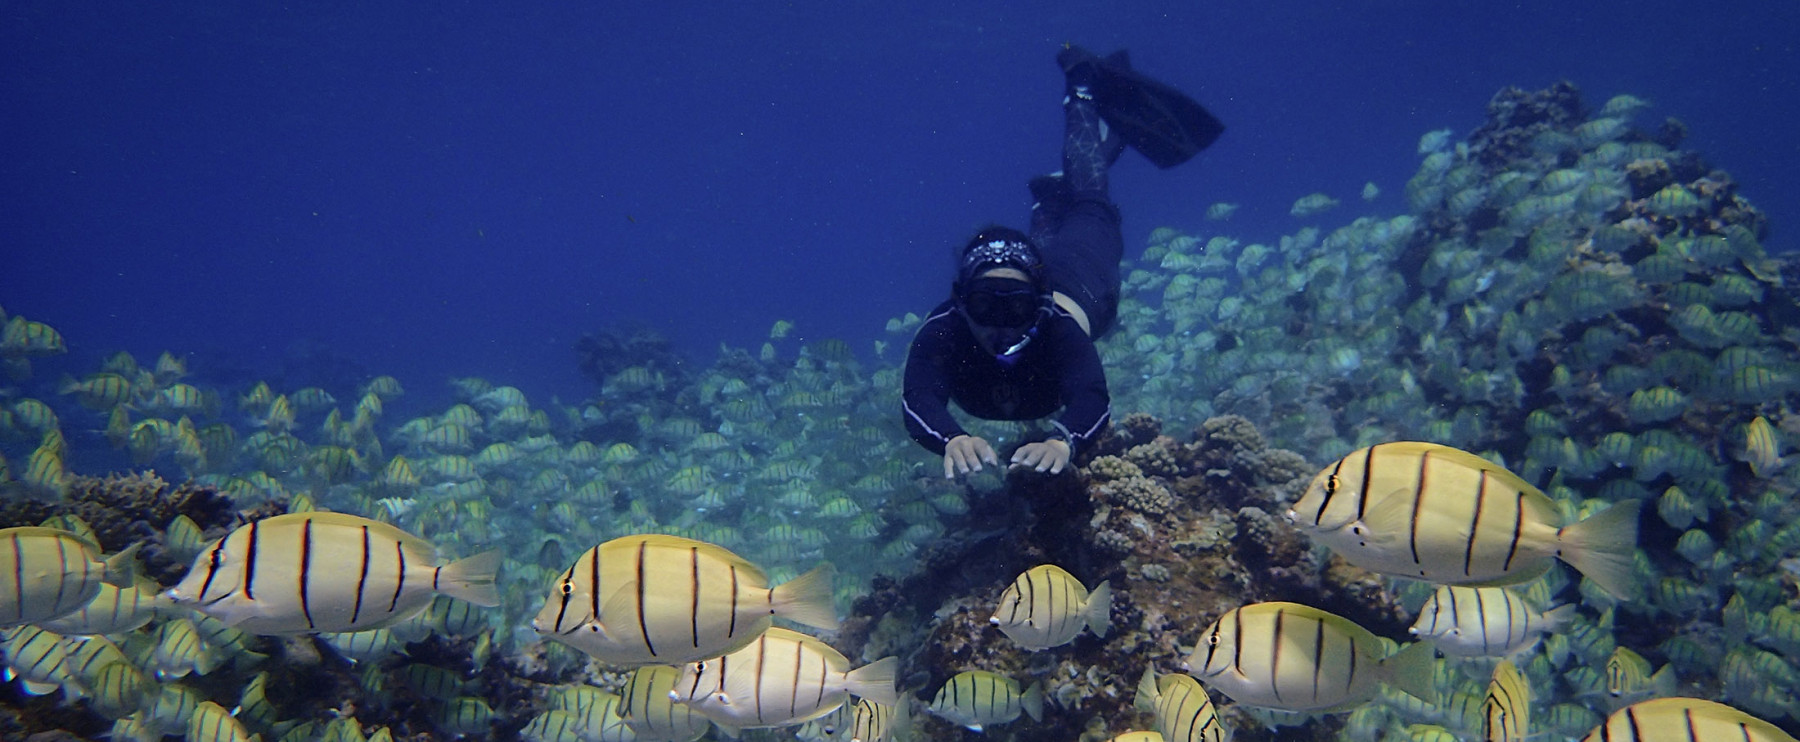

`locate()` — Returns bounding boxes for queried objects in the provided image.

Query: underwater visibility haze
[2,1,1800,741]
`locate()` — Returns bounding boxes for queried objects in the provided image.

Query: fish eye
[1325,474,1340,494]
[558,581,573,596]
[1206,634,1220,646]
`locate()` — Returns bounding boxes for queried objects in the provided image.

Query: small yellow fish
[187,701,258,742]
[618,664,713,741]
[1135,668,1227,742]
[927,670,1043,732]
[1409,585,1575,657]
[1741,415,1783,478]
[1483,659,1530,742]
[1603,646,1677,709]
[59,373,134,410]
[990,564,1111,650]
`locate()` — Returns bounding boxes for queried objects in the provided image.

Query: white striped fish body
[1134,668,1227,742]
[927,670,1043,732]
[0,527,136,628]
[1410,586,1575,657]
[188,700,259,742]
[990,564,1112,650]
[1181,602,1435,712]
[532,534,837,666]
[671,627,898,730]
[1286,442,1640,600]
[619,664,711,741]
[165,512,501,635]
[37,577,167,636]
[1483,659,1530,742]
[1579,697,1799,742]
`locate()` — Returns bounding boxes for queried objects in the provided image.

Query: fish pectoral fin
[1351,487,1417,546]
[589,582,643,640]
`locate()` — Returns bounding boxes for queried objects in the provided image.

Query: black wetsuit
[901,192,1121,456]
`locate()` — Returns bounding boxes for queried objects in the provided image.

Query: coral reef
[833,414,1401,741]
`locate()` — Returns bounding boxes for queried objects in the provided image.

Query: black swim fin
[1058,45,1224,170]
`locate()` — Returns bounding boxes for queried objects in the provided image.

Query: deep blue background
[5,1,1796,403]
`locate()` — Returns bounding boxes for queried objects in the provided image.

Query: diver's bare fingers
[977,442,999,466]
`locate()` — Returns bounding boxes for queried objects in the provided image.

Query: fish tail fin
[1649,664,1678,697]
[844,656,900,706]
[1541,603,1578,635]
[1556,500,1642,601]
[1021,680,1045,722]
[1133,667,1161,714]
[1086,580,1113,639]
[1382,641,1438,704]
[102,542,142,588]
[771,563,839,630]
[433,549,502,607]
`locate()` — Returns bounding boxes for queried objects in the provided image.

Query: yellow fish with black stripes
[989,563,1111,650]
[532,533,838,666]
[1286,441,1641,600]
[164,511,501,635]
[671,627,898,730]
[1578,697,1798,742]
[618,664,713,741]
[0,527,139,628]
[927,670,1044,732]
[833,696,908,742]
[1181,601,1435,712]
[1134,667,1228,742]
[1483,659,1529,742]
[1409,585,1574,657]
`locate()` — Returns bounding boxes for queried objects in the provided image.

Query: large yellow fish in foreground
[532,533,837,666]
[1286,441,1640,600]
[165,512,501,635]
[1578,697,1798,742]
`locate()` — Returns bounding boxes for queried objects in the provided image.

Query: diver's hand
[944,435,999,479]
[1010,439,1071,474]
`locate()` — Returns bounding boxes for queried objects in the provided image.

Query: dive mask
[959,276,1043,329]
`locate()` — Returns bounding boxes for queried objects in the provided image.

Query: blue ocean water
[3,0,1795,405]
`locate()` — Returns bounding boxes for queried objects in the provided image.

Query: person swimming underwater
[902,45,1223,479]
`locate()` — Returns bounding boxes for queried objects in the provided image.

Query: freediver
[902,45,1224,479]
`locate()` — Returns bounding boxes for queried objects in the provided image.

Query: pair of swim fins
[1059,45,1224,169]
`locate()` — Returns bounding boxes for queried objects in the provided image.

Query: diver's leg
[1031,61,1124,250]
[1061,78,1124,197]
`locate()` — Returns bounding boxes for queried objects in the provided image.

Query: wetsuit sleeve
[1051,325,1110,455]
[901,312,968,456]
